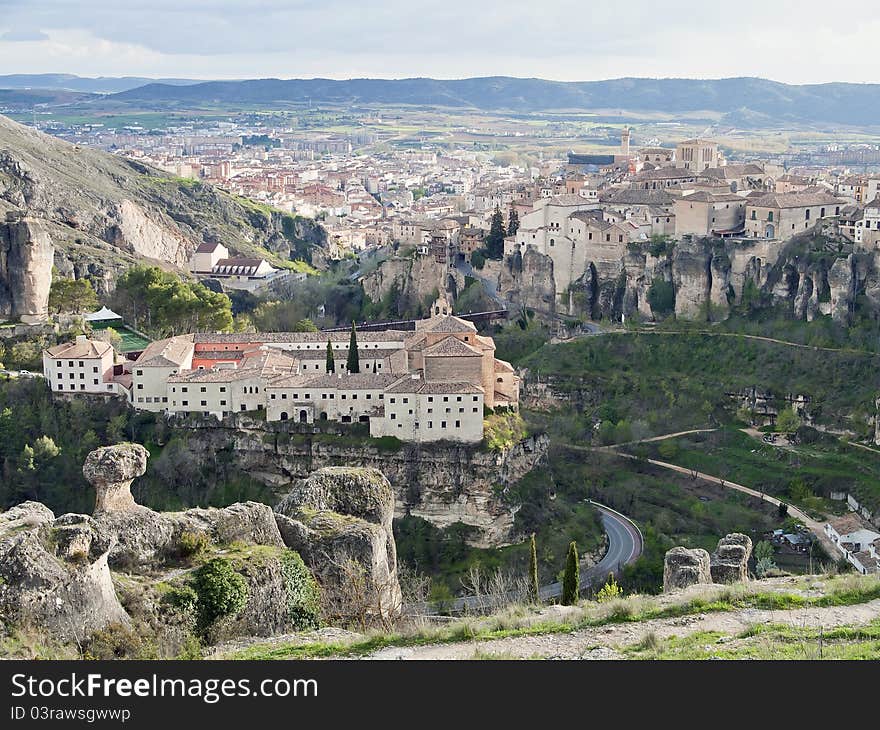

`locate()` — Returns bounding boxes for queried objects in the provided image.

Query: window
[428,421,433,428]
[136,370,143,376]
[456,396,462,402]
[137,383,143,389]
[391,413,396,421]
[182,400,188,406]
[93,379,99,385]
[220,400,226,406]
[428,396,433,403]
[441,421,447,429]
[182,387,188,393]
[455,420,460,428]
[93,366,98,373]
[200,387,207,392]
[220,387,226,393]
[78,361,83,367]
[57,384,63,391]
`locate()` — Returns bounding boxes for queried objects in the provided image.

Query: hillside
[0,113,325,303]
[109,76,880,127]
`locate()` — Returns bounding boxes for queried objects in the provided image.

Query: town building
[42,335,122,395]
[744,191,844,239]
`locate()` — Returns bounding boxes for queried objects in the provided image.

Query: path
[368,596,880,659]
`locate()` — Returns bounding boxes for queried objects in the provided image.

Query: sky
[0,0,878,84]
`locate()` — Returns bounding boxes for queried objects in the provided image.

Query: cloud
[0,29,49,42]
[0,1,877,84]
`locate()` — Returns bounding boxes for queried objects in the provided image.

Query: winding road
[411,501,642,615]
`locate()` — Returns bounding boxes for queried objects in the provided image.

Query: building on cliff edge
[42,310,519,444]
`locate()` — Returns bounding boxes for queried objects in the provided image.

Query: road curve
[410,501,643,615]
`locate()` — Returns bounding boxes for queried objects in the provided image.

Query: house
[629,167,699,190]
[190,241,230,274]
[131,335,195,411]
[674,192,746,237]
[745,191,844,239]
[824,513,880,574]
[43,335,119,395]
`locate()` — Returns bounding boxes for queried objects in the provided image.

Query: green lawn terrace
[84,306,151,354]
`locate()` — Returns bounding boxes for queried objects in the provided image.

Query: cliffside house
[42,335,122,395]
[44,311,518,444]
[744,191,844,240]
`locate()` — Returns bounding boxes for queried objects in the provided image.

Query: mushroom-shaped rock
[663,546,712,593]
[83,443,148,514]
[710,533,753,584]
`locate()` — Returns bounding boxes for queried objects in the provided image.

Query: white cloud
[0,2,877,83]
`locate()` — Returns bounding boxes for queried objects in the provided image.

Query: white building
[43,335,120,395]
[131,335,195,411]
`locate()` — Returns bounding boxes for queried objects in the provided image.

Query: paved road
[538,502,643,601]
[411,501,642,615]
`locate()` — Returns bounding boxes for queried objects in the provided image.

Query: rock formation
[710,533,753,584]
[663,547,712,592]
[0,212,53,322]
[164,415,547,547]
[0,444,405,650]
[275,467,402,618]
[84,443,149,514]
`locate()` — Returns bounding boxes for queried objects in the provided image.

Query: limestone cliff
[163,415,548,548]
[0,213,53,321]
[494,227,873,325]
[0,113,326,307]
[361,253,455,316]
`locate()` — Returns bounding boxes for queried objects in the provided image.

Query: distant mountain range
[1,74,880,127]
[0,74,200,94]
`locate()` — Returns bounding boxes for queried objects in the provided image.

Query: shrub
[596,574,623,603]
[280,550,322,631]
[191,558,249,632]
[83,623,159,660]
[177,531,212,560]
[647,277,676,316]
[161,584,199,615]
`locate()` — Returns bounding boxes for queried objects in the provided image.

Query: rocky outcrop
[0,212,53,322]
[361,254,449,316]
[0,529,128,641]
[84,443,149,514]
[663,547,712,592]
[0,445,406,649]
[164,416,548,547]
[275,467,402,617]
[498,248,557,315]
[710,533,753,584]
[0,113,326,299]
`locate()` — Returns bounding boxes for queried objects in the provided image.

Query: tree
[596,573,623,602]
[346,321,360,373]
[776,407,801,433]
[100,327,123,351]
[507,208,520,237]
[294,318,318,332]
[562,541,579,606]
[325,340,335,374]
[646,277,676,316]
[485,207,506,260]
[528,533,539,603]
[48,277,99,315]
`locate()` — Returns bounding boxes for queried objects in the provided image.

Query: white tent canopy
[84,306,123,322]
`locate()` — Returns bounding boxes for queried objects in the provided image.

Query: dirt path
[366,598,880,660]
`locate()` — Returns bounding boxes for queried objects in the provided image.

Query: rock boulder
[710,533,753,584]
[663,547,712,592]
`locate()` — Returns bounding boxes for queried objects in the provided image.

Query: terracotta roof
[268,372,400,390]
[134,335,194,367]
[748,192,844,209]
[423,336,483,358]
[385,378,484,395]
[420,315,477,334]
[45,337,113,359]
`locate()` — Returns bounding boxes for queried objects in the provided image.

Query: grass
[222,574,880,660]
[625,621,880,660]
[625,427,880,517]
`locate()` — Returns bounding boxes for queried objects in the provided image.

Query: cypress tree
[507,208,520,237]
[346,321,360,373]
[562,541,579,606]
[528,533,539,603]
[325,340,335,373]
[485,207,506,259]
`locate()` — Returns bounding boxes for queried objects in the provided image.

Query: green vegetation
[521,332,880,436]
[191,558,249,634]
[347,321,360,373]
[326,339,335,373]
[527,533,539,603]
[489,317,552,367]
[485,208,506,260]
[625,427,880,517]
[224,574,880,660]
[646,277,675,316]
[111,265,233,338]
[279,550,322,631]
[483,410,527,451]
[48,277,98,315]
[562,541,579,605]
